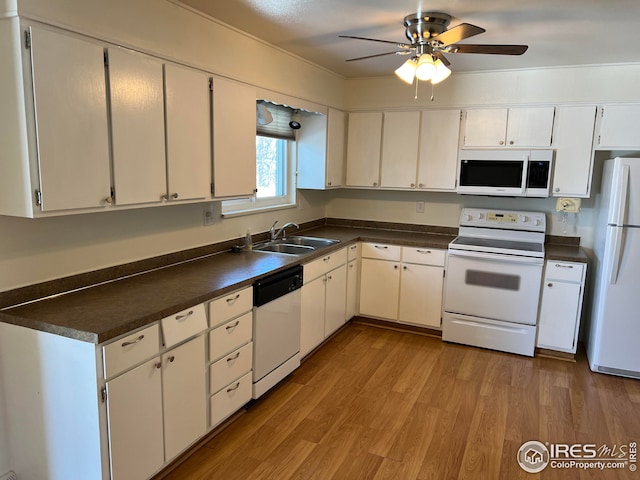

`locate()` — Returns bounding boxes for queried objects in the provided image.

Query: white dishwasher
[252,265,303,399]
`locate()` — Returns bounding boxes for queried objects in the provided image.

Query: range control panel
[459,208,546,232]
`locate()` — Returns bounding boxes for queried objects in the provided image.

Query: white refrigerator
[587,157,640,378]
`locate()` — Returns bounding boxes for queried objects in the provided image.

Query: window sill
[221,202,297,219]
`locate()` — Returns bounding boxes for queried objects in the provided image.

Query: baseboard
[353,316,443,338]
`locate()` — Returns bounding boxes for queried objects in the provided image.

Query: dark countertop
[0,225,587,344]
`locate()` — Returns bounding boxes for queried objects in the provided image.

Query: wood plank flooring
[161,322,640,480]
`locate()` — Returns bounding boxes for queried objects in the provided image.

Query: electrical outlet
[556,198,581,213]
[416,201,425,213]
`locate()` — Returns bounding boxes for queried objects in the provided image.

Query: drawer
[304,247,348,283]
[209,286,253,328]
[209,311,252,361]
[347,242,360,261]
[209,342,253,394]
[545,261,585,283]
[209,371,252,428]
[161,303,207,348]
[103,324,160,379]
[402,247,446,266]
[361,243,402,261]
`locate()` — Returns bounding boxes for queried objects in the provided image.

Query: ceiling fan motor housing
[403,12,451,45]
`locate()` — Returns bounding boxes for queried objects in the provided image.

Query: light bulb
[415,54,436,81]
[394,58,417,84]
[431,59,451,84]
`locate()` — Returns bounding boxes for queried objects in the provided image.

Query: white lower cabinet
[207,287,253,428]
[300,248,348,357]
[359,243,446,328]
[104,309,208,480]
[537,261,587,353]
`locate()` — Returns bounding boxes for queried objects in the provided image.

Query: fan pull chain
[431,82,435,102]
[414,78,419,100]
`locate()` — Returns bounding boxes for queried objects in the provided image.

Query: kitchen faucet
[270,220,299,241]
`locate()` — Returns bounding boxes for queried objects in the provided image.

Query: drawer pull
[323,256,331,262]
[548,283,553,287]
[175,310,194,321]
[226,352,241,362]
[416,249,432,254]
[555,264,574,269]
[154,362,162,369]
[168,355,175,363]
[121,334,144,348]
[225,320,240,331]
[227,382,241,393]
[374,245,388,249]
[350,245,357,250]
[226,294,241,304]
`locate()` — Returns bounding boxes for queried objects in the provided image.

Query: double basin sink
[252,236,340,255]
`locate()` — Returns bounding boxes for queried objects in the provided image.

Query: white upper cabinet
[551,105,597,197]
[297,108,346,189]
[346,112,383,187]
[596,104,640,149]
[25,25,112,213]
[417,109,461,191]
[164,64,212,202]
[212,77,256,198]
[380,111,421,189]
[463,107,555,147]
[107,47,167,206]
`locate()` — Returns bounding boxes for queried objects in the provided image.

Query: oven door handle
[448,249,544,265]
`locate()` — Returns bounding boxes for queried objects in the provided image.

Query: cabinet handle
[499,140,504,145]
[555,187,560,192]
[323,256,331,262]
[161,193,179,200]
[226,352,241,362]
[350,245,357,250]
[226,320,240,330]
[104,196,112,205]
[418,183,424,188]
[555,264,574,269]
[374,245,388,249]
[373,182,378,187]
[121,334,144,347]
[168,355,175,363]
[548,283,553,287]
[394,265,399,269]
[154,362,162,369]
[226,294,241,304]
[403,266,408,270]
[327,181,332,186]
[509,140,514,145]
[227,382,241,393]
[416,249,431,254]
[328,275,332,281]
[175,310,194,321]
[410,183,415,188]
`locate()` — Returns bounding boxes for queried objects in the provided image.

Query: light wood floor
[162,322,640,480]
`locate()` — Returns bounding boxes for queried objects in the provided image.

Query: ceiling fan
[340,12,528,85]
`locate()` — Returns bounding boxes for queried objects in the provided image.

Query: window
[222,134,296,216]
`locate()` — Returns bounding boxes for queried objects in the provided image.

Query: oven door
[444,249,543,325]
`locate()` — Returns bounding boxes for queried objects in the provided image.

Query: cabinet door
[346,259,360,321]
[597,105,640,149]
[326,108,346,188]
[212,78,256,198]
[380,111,420,188]
[537,281,581,352]
[297,112,328,190]
[463,108,507,147]
[506,107,555,147]
[106,358,164,480]
[359,259,400,320]
[28,26,111,212]
[399,263,443,328]
[164,64,211,201]
[418,109,461,190]
[162,335,206,461]
[325,265,347,337]
[108,48,166,206]
[551,105,597,197]
[301,276,326,357]
[346,112,382,187]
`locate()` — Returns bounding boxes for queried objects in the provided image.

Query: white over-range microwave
[457,149,553,197]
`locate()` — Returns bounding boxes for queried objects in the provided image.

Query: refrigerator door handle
[612,163,630,226]
[609,227,624,285]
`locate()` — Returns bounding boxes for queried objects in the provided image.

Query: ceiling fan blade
[432,23,485,47]
[345,51,411,62]
[446,44,529,55]
[339,35,410,49]
[433,50,451,66]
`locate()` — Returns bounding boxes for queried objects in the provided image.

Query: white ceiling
[179,0,640,78]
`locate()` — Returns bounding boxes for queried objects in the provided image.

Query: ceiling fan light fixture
[394,58,417,84]
[431,58,451,84]
[415,54,436,81]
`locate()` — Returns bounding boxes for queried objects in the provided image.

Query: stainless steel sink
[252,236,340,255]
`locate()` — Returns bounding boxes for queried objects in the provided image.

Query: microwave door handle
[521,154,529,194]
